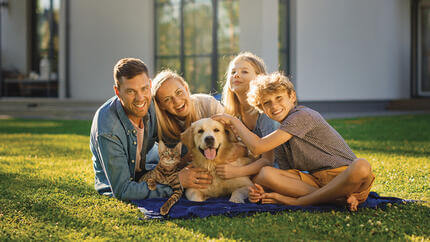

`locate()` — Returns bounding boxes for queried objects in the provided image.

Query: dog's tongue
[204,148,216,160]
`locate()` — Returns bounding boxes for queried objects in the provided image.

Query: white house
[0,0,428,111]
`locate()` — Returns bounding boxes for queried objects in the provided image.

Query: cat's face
[158,141,181,166]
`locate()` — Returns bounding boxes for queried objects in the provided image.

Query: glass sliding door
[154,0,239,94]
[418,0,430,96]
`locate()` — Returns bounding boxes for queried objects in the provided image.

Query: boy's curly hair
[247,72,297,112]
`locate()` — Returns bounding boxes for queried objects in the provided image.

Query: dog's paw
[147,179,157,190]
[229,196,245,203]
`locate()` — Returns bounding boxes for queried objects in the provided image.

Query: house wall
[0,0,412,102]
[1,0,29,75]
[68,0,154,100]
[239,0,279,73]
[291,0,411,101]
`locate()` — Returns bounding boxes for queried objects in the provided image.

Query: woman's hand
[178,164,212,189]
[215,164,242,179]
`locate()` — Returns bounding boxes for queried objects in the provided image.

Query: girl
[216,52,279,179]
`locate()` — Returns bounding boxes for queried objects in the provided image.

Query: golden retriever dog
[181,118,253,203]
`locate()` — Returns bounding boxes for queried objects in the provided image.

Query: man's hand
[178,164,212,189]
[216,164,242,179]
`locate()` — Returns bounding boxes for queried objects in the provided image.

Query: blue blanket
[132,192,414,219]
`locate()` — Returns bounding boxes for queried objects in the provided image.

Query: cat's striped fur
[139,141,183,215]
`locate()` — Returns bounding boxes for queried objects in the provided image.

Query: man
[90,58,172,200]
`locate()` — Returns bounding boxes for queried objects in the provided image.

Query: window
[1,0,59,97]
[155,0,239,94]
[31,0,60,76]
[278,0,289,76]
[29,0,60,97]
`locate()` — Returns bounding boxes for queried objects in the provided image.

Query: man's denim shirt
[90,96,173,201]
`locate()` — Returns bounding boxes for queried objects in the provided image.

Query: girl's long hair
[221,52,267,117]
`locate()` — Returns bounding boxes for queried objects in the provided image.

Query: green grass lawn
[0,115,429,241]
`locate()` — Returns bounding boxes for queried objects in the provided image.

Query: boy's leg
[253,166,318,198]
[292,158,373,209]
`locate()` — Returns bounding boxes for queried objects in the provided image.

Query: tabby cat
[138,141,183,215]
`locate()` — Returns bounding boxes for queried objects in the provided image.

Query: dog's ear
[225,125,239,143]
[181,126,194,150]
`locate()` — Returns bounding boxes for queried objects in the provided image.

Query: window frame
[154,0,238,94]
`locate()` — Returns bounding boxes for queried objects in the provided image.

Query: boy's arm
[212,114,292,156]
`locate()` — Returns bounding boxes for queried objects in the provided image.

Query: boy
[212,72,375,211]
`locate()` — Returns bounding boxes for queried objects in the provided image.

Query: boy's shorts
[286,166,376,204]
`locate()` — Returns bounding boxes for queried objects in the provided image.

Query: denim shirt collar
[114,98,149,136]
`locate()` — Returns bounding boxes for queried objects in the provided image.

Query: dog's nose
[204,136,215,146]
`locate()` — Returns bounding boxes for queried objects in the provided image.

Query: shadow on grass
[0,170,101,235]
[349,145,430,157]
[170,203,430,241]
[0,119,91,136]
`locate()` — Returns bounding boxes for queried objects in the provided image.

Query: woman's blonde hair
[247,72,297,113]
[152,69,197,141]
[221,52,267,116]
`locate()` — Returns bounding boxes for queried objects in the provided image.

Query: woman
[152,69,224,190]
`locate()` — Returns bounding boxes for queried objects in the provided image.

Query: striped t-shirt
[275,106,356,173]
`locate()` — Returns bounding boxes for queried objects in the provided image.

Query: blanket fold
[132,192,413,219]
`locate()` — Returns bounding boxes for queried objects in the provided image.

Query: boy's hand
[211,114,236,126]
[216,164,241,179]
[248,183,265,203]
[261,192,281,204]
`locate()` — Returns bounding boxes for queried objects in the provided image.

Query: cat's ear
[225,125,239,143]
[158,140,166,151]
[174,142,182,153]
[181,126,194,150]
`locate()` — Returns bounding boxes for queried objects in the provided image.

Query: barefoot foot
[347,195,359,211]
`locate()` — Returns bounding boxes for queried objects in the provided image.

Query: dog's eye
[198,129,204,134]
[214,128,220,132]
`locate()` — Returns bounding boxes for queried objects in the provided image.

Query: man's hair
[221,52,267,117]
[113,58,149,87]
[247,72,297,112]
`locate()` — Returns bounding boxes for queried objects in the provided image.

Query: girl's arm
[216,151,273,179]
[237,150,274,176]
[212,114,292,156]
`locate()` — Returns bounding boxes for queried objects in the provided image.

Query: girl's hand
[248,183,265,203]
[215,164,242,179]
[178,164,212,189]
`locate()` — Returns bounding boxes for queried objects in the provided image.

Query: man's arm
[97,134,172,201]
